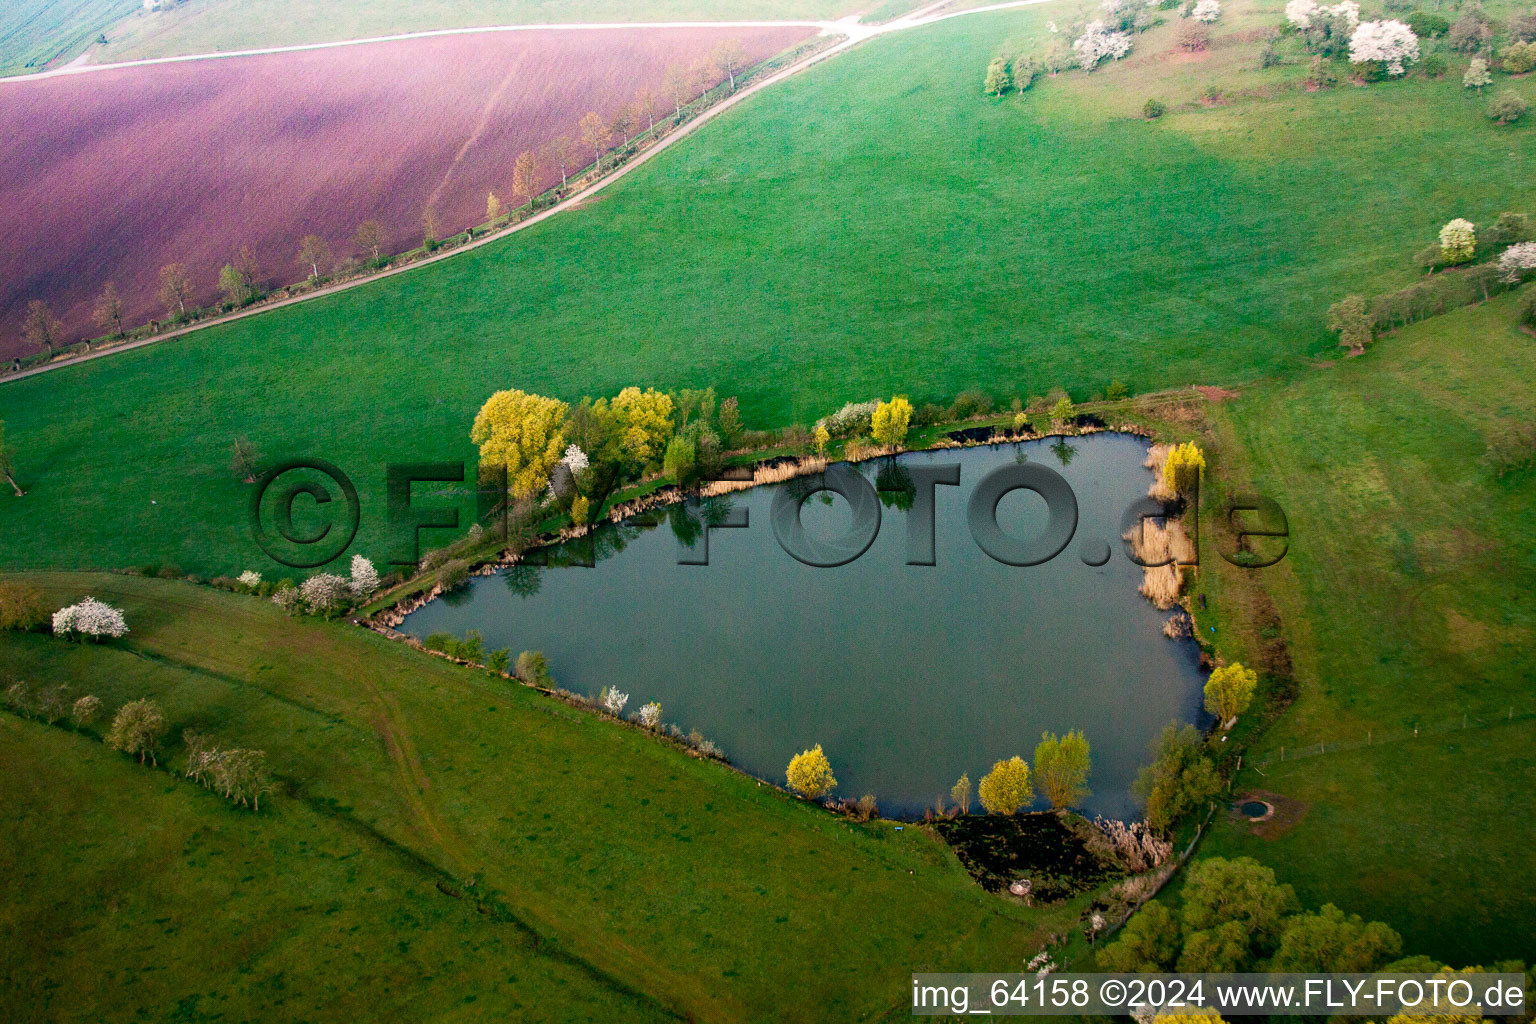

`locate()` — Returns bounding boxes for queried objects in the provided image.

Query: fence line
[1247,705,1533,771]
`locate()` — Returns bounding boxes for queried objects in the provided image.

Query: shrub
[1419,52,1447,77]
[1143,97,1168,118]
[437,558,471,591]
[52,597,129,640]
[1073,20,1134,70]
[1498,241,1536,282]
[1414,243,1445,272]
[271,583,303,614]
[816,400,877,438]
[1464,56,1492,91]
[71,694,101,729]
[599,686,630,715]
[487,648,511,675]
[106,698,167,765]
[1489,90,1529,124]
[1404,11,1448,37]
[1502,40,1536,73]
[1178,20,1212,50]
[236,569,262,592]
[637,701,662,728]
[1189,0,1221,22]
[1492,211,1533,245]
[1326,294,1373,351]
[300,573,350,615]
[0,582,48,631]
[984,56,1012,94]
[515,650,551,686]
[949,389,993,419]
[785,744,837,798]
[1522,288,1536,329]
[1307,55,1340,88]
[977,756,1034,814]
[1348,19,1420,77]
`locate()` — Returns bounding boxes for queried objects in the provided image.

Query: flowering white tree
[52,597,129,640]
[600,686,629,715]
[548,444,590,498]
[237,569,262,591]
[1073,20,1134,70]
[348,555,380,599]
[1190,0,1221,23]
[637,701,662,728]
[1349,20,1419,76]
[271,585,302,614]
[1499,242,1536,282]
[1285,0,1319,28]
[300,573,350,614]
[1331,0,1359,28]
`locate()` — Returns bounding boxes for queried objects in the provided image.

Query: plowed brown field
[0,24,813,357]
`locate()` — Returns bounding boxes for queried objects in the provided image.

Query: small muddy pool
[401,434,1206,818]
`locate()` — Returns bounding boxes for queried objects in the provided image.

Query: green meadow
[1194,290,1536,962]
[3,5,1533,577]
[0,573,1081,1021]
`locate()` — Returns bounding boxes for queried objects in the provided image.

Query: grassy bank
[0,573,1080,1020]
[1190,290,1536,962]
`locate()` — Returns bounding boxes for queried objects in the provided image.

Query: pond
[401,434,1207,819]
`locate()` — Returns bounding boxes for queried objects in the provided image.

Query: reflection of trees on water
[669,495,739,550]
[1051,438,1077,468]
[504,563,542,599]
[875,458,914,512]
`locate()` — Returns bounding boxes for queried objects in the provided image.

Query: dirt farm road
[0,0,1058,385]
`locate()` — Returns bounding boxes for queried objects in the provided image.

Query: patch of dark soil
[947,425,1002,443]
[1232,790,1309,840]
[1072,413,1107,429]
[933,813,1120,900]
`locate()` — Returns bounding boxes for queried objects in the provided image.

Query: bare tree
[579,111,607,170]
[635,86,657,134]
[92,282,125,339]
[549,135,575,189]
[712,40,746,92]
[158,263,192,318]
[23,299,64,356]
[664,63,693,118]
[609,105,635,148]
[296,234,331,281]
[0,420,22,495]
[354,219,384,262]
[512,150,541,210]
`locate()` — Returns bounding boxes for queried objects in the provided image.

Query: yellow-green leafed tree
[1162,441,1206,496]
[785,744,837,799]
[1204,662,1258,725]
[611,386,674,467]
[977,756,1033,814]
[470,389,569,500]
[1034,730,1091,810]
[871,396,913,450]
[949,773,972,814]
[1438,218,1476,265]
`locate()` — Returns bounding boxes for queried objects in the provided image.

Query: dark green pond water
[402,434,1206,818]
